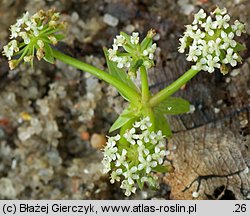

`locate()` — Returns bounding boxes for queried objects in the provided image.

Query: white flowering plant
[1,6,246,196]
[2,9,66,69]
[178,7,246,74]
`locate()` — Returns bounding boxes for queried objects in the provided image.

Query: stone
[71,12,79,23]
[0,178,16,199]
[90,133,106,149]
[103,13,119,27]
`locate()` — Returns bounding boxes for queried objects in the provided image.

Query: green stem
[149,68,200,107]
[52,49,141,104]
[140,65,149,103]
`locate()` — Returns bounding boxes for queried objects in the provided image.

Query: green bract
[2,9,66,69]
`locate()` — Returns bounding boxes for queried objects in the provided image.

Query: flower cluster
[2,9,66,70]
[107,30,157,77]
[102,116,168,196]
[178,7,246,74]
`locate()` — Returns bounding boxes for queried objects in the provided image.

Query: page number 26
[234,204,247,213]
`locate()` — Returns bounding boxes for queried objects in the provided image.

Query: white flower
[178,35,188,53]
[150,130,165,146]
[208,38,222,56]
[220,31,236,49]
[143,43,157,60]
[112,44,119,51]
[215,14,230,29]
[107,134,120,148]
[186,45,201,62]
[102,157,111,173]
[201,16,216,36]
[205,55,221,73]
[152,146,166,164]
[115,149,127,167]
[141,130,150,143]
[149,132,157,143]
[133,116,152,130]
[114,35,126,46]
[213,7,227,15]
[137,142,146,153]
[186,24,198,32]
[222,48,238,67]
[112,35,125,50]
[25,20,34,31]
[197,40,209,57]
[192,9,206,25]
[138,150,157,174]
[110,168,122,184]
[108,48,117,61]
[16,11,30,27]
[2,40,19,60]
[10,24,21,39]
[103,143,118,162]
[123,128,136,145]
[120,180,136,196]
[116,56,131,69]
[130,32,139,44]
[123,165,139,185]
[19,32,30,44]
[232,20,246,36]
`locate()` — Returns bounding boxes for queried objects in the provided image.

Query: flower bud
[8,60,18,70]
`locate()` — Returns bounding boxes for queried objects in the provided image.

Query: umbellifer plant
[2,7,246,196]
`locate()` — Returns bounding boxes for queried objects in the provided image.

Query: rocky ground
[0,0,249,199]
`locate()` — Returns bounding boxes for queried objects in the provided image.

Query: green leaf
[152,165,172,173]
[130,59,143,73]
[155,97,190,115]
[43,43,54,64]
[154,111,172,138]
[119,31,139,53]
[109,107,137,132]
[140,36,152,51]
[54,34,65,41]
[103,48,138,94]
[120,32,133,46]
[136,178,144,190]
[123,44,136,53]
[234,42,246,52]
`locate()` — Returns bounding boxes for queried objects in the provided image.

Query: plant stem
[149,68,200,107]
[52,49,141,104]
[140,65,149,103]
